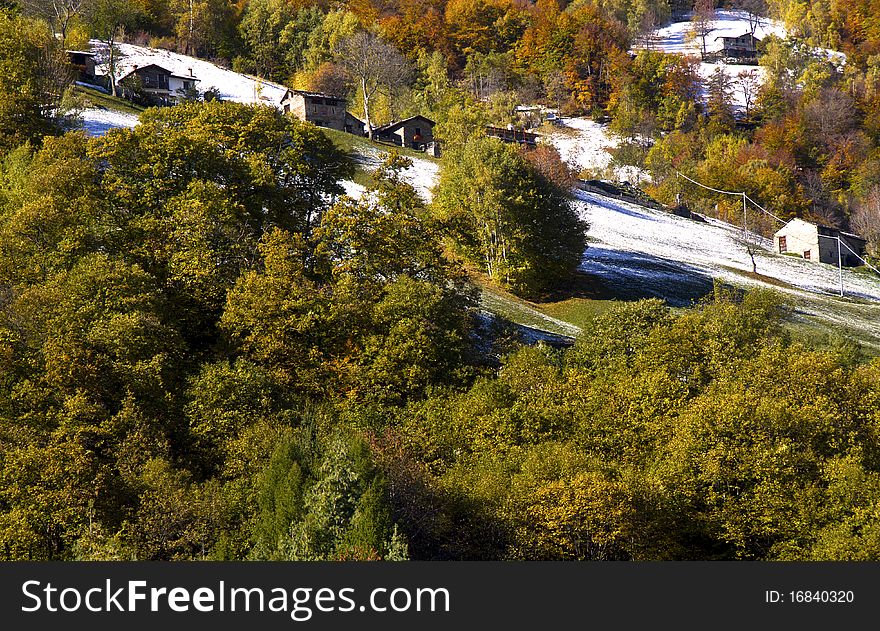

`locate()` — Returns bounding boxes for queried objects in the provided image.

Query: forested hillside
[3,0,880,561]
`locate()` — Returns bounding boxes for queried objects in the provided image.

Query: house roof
[715,33,760,41]
[774,217,867,243]
[374,115,436,134]
[282,89,346,101]
[119,63,174,81]
[840,231,868,243]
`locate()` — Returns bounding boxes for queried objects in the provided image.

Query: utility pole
[742,192,748,237]
[838,235,844,297]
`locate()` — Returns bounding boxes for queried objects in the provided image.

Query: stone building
[281,89,351,131]
[774,218,867,266]
[373,115,435,149]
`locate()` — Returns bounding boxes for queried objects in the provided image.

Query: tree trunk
[108,37,117,97]
[362,77,373,141]
[189,0,195,55]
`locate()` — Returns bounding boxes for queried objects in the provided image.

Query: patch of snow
[75,81,109,93]
[352,147,440,203]
[647,9,787,56]
[542,118,649,183]
[340,180,367,199]
[574,189,880,306]
[90,40,288,108]
[79,107,140,137]
[401,157,440,202]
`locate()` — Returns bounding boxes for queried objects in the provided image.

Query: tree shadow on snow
[558,247,716,307]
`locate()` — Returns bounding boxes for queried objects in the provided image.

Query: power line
[675,170,880,296]
[744,194,786,225]
[675,170,743,196]
[675,171,787,225]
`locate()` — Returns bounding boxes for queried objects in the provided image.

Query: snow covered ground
[575,189,880,302]
[543,118,647,183]
[346,147,440,203]
[399,157,440,202]
[646,9,787,56]
[574,188,880,351]
[79,107,140,137]
[638,10,845,111]
[90,40,289,107]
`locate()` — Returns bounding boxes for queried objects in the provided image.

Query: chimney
[188,68,193,77]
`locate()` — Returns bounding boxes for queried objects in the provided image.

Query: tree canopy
[433,135,588,297]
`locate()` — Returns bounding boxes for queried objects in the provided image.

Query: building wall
[840,235,867,266]
[776,220,819,262]
[137,67,170,92]
[169,77,196,98]
[284,94,348,131]
[776,220,866,266]
[406,121,433,146]
[376,120,435,147]
[345,113,365,136]
[817,230,839,265]
[284,94,307,119]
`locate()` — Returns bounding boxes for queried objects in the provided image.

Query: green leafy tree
[0,10,69,150]
[433,135,588,297]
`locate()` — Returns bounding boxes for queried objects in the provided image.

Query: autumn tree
[732,0,767,35]
[690,0,715,57]
[852,186,880,257]
[19,0,90,44]
[337,31,413,139]
[705,67,735,129]
[86,0,137,96]
[235,0,296,79]
[170,0,237,59]
[0,9,69,151]
[736,68,761,119]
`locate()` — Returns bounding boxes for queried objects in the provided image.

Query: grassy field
[468,270,621,340]
[320,127,438,188]
[471,263,880,356]
[75,85,146,116]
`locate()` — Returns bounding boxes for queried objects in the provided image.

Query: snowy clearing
[346,147,440,203]
[575,186,880,351]
[90,40,289,108]
[645,9,787,56]
[574,188,880,347]
[637,10,845,111]
[575,188,880,303]
[399,157,439,203]
[79,107,140,137]
[542,118,647,183]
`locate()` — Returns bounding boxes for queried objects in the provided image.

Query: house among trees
[119,64,199,101]
[715,33,760,62]
[280,89,362,133]
[485,125,539,147]
[774,218,867,266]
[373,115,435,150]
[67,50,96,81]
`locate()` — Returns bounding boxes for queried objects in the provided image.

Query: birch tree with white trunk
[337,31,412,141]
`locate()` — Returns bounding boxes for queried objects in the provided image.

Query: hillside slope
[90,40,288,107]
[575,188,880,348]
